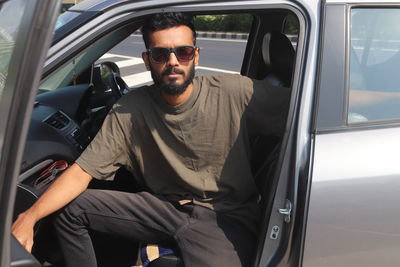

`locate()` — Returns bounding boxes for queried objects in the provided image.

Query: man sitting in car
[12,12,289,267]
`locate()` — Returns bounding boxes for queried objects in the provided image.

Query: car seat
[249,31,295,265]
[250,31,295,174]
[262,31,295,87]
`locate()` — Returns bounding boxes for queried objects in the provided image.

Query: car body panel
[303,1,400,266]
[304,128,400,266]
[326,0,400,3]
[69,0,217,12]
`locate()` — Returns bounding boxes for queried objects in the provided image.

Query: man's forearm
[22,163,92,223]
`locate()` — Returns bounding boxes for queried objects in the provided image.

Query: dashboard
[19,103,88,182]
[17,80,117,193]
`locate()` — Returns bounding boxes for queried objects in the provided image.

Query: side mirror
[93,61,128,95]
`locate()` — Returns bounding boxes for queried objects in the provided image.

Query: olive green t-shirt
[76,74,289,231]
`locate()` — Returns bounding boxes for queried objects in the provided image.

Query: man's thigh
[61,189,190,244]
[177,206,256,267]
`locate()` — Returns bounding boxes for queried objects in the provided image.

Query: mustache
[162,67,184,76]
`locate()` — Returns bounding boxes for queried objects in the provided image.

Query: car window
[348,8,400,124]
[42,13,252,91]
[97,14,252,88]
[39,52,88,91]
[55,11,81,30]
[0,0,27,95]
[282,13,299,50]
[40,22,135,92]
[0,0,29,157]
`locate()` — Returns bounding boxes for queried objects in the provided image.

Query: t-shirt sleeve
[239,75,290,136]
[75,106,130,180]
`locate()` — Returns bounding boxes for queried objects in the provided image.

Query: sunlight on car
[55,11,81,30]
[55,0,88,30]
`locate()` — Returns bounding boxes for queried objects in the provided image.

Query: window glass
[40,23,133,92]
[0,0,29,158]
[348,8,400,123]
[283,13,299,50]
[40,52,87,91]
[55,11,81,30]
[97,14,252,88]
[41,13,252,92]
[0,0,27,95]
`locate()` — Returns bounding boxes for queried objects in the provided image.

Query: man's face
[142,25,199,95]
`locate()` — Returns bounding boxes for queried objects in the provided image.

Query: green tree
[194,14,252,33]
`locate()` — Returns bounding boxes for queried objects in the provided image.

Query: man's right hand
[11,163,92,253]
[12,211,36,252]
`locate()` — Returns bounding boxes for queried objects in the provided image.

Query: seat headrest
[262,32,295,87]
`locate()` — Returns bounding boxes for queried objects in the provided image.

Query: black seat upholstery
[248,31,295,266]
[262,31,295,87]
[250,31,295,173]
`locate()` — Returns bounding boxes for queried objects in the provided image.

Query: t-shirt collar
[152,78,200,114]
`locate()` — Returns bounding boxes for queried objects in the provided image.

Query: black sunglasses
[147,46,197,63]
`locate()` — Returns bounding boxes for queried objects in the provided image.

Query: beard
[151,64,195,96]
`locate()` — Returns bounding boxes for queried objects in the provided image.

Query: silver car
[1,0,400,266]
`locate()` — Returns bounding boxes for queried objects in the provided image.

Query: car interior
[13,9,299,267]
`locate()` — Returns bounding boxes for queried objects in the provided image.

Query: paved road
[102,35,247,87]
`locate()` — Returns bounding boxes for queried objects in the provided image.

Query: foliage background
[194,14,253,33]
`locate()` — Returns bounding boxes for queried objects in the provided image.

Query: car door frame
[0,0,61,266]
[36,0,320,266]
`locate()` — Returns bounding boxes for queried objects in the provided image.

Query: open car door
[0,0,60,266]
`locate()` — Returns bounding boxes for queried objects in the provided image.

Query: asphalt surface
[104,35,247,87]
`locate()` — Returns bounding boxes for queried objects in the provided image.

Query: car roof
[69,0,132,11]
[68,0,400,12]
[69,0,217,12]
[325,0,400,2]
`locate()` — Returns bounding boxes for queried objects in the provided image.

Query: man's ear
[194,47,200,65]
[142,52,151,70]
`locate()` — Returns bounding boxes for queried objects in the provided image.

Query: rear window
[348,8,400,124]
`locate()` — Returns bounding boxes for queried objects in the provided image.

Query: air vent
[44,111,70,129]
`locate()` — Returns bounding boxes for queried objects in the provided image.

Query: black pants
[53,189,256,267]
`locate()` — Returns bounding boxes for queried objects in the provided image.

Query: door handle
[278,199,292,223]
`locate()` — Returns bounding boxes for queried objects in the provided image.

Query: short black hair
[141,12,196,48]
